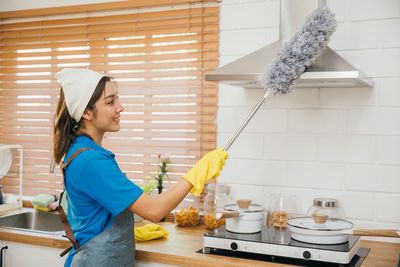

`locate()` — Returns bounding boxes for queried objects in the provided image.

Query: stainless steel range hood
[206,0,374,88]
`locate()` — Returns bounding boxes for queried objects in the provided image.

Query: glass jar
[174,204,200,227]
[203,183,234,231]
[267,193,299,229]
[307,198,345,222]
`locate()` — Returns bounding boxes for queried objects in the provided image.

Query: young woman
[53,68,228,267]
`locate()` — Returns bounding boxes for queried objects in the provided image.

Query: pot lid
[224,203,265,213]
[288,217,353,231]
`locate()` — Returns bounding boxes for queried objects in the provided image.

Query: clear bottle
[307,198,345,222]
[267,193,298,229]
[203,184,234,231]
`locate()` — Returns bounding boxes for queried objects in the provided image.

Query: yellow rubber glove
[182,148,229,197]
[134,223,169,242]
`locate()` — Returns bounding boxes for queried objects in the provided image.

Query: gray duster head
[259,8,337,96]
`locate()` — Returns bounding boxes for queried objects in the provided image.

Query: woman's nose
[117,99,124,112]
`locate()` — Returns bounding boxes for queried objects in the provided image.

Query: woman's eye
[108,100,114,105]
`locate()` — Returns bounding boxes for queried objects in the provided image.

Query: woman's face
[91,81,124,133]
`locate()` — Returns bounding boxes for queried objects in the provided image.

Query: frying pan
[288,217,400,245]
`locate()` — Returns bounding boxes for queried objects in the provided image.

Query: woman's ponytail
[53,88,77,164]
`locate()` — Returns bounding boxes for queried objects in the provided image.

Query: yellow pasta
[175,206,199,226]
[204,213,226,230]
[268,210,289,229]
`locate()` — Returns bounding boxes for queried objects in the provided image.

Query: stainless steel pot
[221,200,265,234]
[288,217,400,244]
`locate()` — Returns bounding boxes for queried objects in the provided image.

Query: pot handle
[352,229,400,238]
[215,211,240,220]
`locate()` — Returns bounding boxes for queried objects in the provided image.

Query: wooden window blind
[0,0,219,197]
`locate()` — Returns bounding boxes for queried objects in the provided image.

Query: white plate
[0,148,12,179]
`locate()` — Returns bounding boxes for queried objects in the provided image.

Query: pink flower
[160,153,170,164]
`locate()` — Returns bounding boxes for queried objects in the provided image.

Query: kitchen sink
[0,210,65,235]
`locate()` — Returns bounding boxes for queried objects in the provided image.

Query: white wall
[2,0,399,234]
[217,0,400,235]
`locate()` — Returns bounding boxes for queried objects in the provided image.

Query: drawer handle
[0,246,8,267]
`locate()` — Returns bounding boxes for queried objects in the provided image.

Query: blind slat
[3,137,216,150]
[0,84,217,95]
[1,14,218,38]
[0,69,210,80]
[0,24,218,43]
[1,42,218,59]
[0,60,218,73]
[0,51,219,66]
[0,76,218,87]
[0,0,219,19]
[1,6,218,30]
[1,33,218,52]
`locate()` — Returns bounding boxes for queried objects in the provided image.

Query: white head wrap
[55,68,106,122]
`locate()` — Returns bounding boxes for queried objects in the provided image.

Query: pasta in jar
[204,213,225,230]
[267,194,298,229]
[174,206,200,226]
[203,184,233,231]
[268,210,289,229]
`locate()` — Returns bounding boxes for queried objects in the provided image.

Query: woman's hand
[182,148,229,196]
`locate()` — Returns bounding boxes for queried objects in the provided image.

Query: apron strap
[58,147,91,257]
[60,147,91,171]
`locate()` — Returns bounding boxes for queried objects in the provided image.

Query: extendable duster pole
[224,91,270,151]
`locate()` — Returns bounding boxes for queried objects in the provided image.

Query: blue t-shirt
[63,135,143,266]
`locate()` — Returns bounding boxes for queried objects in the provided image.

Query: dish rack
[0,144,23,212]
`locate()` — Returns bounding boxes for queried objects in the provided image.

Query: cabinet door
[2,241,64,267]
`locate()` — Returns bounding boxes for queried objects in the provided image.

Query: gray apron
[71,208,135,267]
[59,147,136,267]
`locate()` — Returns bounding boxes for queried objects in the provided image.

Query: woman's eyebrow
[104,91,118,99]
[105,94,116,99]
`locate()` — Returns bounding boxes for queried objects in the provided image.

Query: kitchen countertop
[0,210,398,266]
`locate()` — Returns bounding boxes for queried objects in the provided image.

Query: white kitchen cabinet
[0,241,177,267]
[0,241,64,267]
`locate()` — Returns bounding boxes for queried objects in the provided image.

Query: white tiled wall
[217,0,400,233]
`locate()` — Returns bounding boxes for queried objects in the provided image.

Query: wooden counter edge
[0,228,69,249]
[135,248,296,267]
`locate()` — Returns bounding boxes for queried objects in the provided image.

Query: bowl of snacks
[174,206,200,227]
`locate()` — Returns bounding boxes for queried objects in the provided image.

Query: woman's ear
[82,109,93,121]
